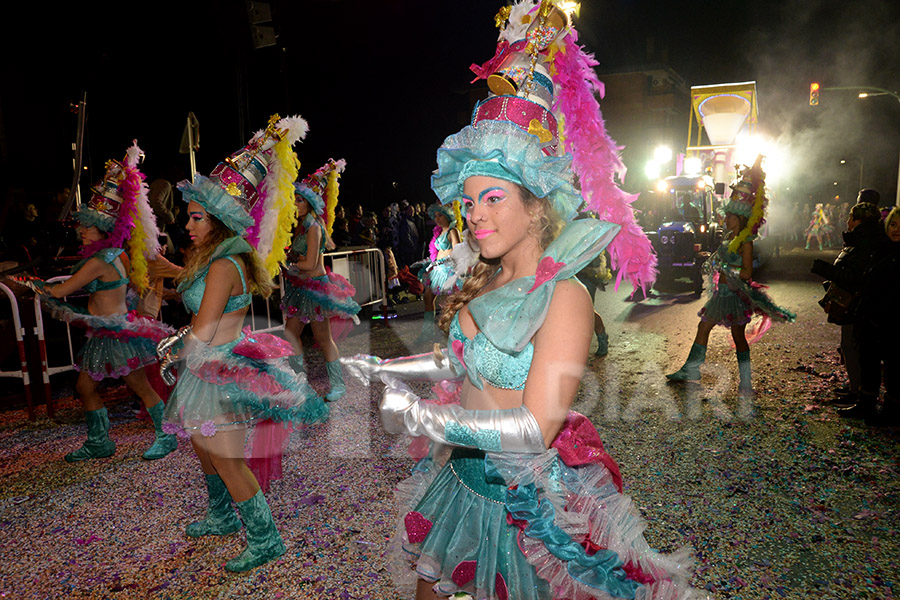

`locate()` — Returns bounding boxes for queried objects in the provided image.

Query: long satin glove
[379,375,545,453]
[157,326,195,386]
[341,349,458,387]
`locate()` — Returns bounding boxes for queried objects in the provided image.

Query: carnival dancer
[413,202,463,344]
[158,115,328,572]
[281,159,360,402]
[344,3,704,598]
[667,156,795,394]
[805,203,831,250]
[35,142,176,462]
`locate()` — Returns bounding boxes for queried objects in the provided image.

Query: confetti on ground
[1,290,898,599]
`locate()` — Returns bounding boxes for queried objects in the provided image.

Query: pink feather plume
[552,33,657,293]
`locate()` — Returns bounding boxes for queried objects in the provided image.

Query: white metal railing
[0,281,47,420]
[20,248,388,413]
[325,246,388,310]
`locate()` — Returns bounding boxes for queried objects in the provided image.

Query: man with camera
[810,193,885,410]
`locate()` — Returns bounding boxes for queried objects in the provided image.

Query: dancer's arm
[44,258,107,298]
[342,347,457,385]
[380,279,593,450]
[739,241,753,281]
[521,278,593,446]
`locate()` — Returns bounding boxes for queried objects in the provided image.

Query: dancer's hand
[341,349,458,387]
[340,354,384,386]
[156,325,192,361]
[159,352,179,386]
[379,375,545,453]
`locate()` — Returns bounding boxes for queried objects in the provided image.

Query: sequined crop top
[79,248,129,294]
[179,238,253,315]
[449,312,533,391]
[290,214,326,257]
[434,229,452,252]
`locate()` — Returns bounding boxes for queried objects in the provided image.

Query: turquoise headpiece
[294,182,325,216]
[430,120,581,222]
[427,202,457,226]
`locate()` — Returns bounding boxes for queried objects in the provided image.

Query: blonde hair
[438,185,560,332]
[176,214,274,298]
[885,207,900,234]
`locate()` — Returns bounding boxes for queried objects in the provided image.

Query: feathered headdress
[178,114,308,277]
[722,154,767,253]
[74,141,160,294]
[452,0,657,294]
[295,158,346,237]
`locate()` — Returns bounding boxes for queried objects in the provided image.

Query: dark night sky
[2,0,899,213]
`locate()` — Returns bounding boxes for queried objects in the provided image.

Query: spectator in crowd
[396,200,420,268]
[841,206,900,424]
[378,204,398,252]
[331,216,353,248]
[358,212,378,247]
[347,203,364,245]
[811,200,885,409]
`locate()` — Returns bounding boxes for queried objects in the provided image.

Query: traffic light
[809,82,820,106]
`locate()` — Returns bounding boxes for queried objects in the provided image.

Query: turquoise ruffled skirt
[404,448,550,599]
[281,270,361,324]
[164,333,329,435]
[417,259,456,295]
[699,269,795,328]
[389,416,703,600]
[41,297,171,381]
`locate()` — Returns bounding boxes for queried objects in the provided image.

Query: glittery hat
[431,0,658,292]
[721,154,768,252]
[178,114,309,275]
[74,141,161,293]
[74,159,131,232]
[294,158,346,236]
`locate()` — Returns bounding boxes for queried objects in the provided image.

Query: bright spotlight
[654,145,673,163]
[683,157,702,175]
[645,161,660,179]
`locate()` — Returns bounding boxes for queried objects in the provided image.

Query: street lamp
[839,158,864,192]
[857,87,900,206]
[809,84,900,206]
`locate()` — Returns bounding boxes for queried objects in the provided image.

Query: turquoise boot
[325,360,346,401]
[186,474,242,537]
[414,310,436,344]
[666,344,707,381]
[142,402,178,460]
[65,407,116,462]
[737,350,752,394]
[287,354,305,375]
[288,354,322,401]
[595,330,609,357]
[225,490,286,572]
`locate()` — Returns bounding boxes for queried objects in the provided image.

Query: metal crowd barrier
[0,280,53,420]
[17,247,387,418]
[325,246,388,311]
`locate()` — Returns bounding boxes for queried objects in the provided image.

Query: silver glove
[379,376,545,453]
[159,352,179,386]
[340,349,457,387]
[157,326,195,385]
[156,325,193,361]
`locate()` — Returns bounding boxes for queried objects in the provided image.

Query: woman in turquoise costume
[414,203,463,343]
[158,115,327,572]
[344,3,699,598]
[281,158,360,401]
[667,156,795,394]
[37,142,177,462]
